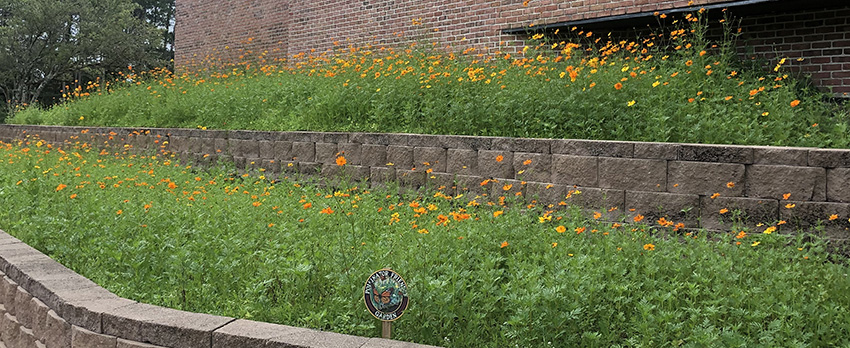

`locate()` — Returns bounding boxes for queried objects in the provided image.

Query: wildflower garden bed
[0,132,849,347]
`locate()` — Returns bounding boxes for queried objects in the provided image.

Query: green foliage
[10,9,850,147]
[1,138,849,347]
[0,0,159,114]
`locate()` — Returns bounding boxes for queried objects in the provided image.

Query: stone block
[491,137,550,153]
[257,141,275,159]
[1,277,18,315]
[361,144,388,167]
[314,143,338,164]
[446,149,478,176]
[779,201,850,238]
[321,132,348,144]
[564,187,626,219]
[102,302,234,348]
[477,150,514,180]
[625,191,701,228]
[197,138,216,156]
[18,325,37,348]
[41,310,71,348]
[407,134,447,148]
[298,162,323,176]
[753,146,808,166]
[370,167,396,184]
[30,298,50,342]
[827,168,850,203]
[551,139,633,157]
[524,182,567,206]
[349,133,408,145]
[442,135,493,150]
[667,161,745,196]
[13,287,33,327]
[700,196,779,230]
[678,144,753,163]
[746,165,826,201]
[50,286,136,334]
[599,158,666,192]
[634,142,678,160]
[71,326,116,348]
[2,313,20,347]
[512,152,551,182]
[211,138,227,155]
[271,141,293,161]
[117,338,166,348]
[212,319,306,348]
[291,142,316,162]
[386,146,414,169]
[321,164,370,182]
[551,155,598,188]
[396,170,426,189]
[452,175,486,195]
[808,148,850,167]
[270,328,369,348]
[338,143,362,165]
[413,147,447,173]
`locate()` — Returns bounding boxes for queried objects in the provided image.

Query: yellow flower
[643,243,655,251]
[763,226,776,234]
[785,203,796,209]
[552,242,557,248]
[555,225,566,233]
[751,241,760,247]
[493,210,504,218]
[627,100,636,107]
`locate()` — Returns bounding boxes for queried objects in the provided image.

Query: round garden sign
[363,268,409,322]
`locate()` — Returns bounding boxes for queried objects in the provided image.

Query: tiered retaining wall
[2,124,850,237]
[0,230,438,348]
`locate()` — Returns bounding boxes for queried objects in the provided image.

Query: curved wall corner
[0,230,439,348]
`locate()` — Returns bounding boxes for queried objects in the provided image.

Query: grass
[8,9,850,148]
[1,136,849,347]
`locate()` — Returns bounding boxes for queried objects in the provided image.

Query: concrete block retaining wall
[0,230,439,348]
[2,124,850,237]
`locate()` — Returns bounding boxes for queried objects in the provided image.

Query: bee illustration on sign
[363,269,409,321]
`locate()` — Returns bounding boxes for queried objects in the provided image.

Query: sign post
[364,269,409,339]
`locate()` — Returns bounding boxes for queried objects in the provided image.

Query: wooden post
[382,321,392,339]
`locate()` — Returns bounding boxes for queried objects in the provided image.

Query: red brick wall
[174,0,850,96]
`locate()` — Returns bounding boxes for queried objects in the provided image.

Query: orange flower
[116,210,123,215]
[790,99,800,107]
[633,214,645,222]
[69,194,77,199]
[782,193,791,200]
[614,82,623,90]
[335,156,347,166]
[168,182,177,189]
[495,155,504,162]
[523,159,533,166]
[503,184,513,191]
[726,182,735,188]
[643,243,655,251]
[829,214,838,221]
[493,210,504,218]
[593,211,601,219]
[719,208,729,214]
[252,201,262,207]
[735,231,747,239]
[55,184,67,191]
[555,225,566,233]
[320,207,334,214]
[575,226,586,234]
[685,60,693,66]
[500,241,509,248]
[710,192,720,199]
[303,202,312,209]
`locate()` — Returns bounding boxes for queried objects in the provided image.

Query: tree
[0,0,158,118]
[133,0,174,69]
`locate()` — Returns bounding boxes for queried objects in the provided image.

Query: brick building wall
[174,0,850,96]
